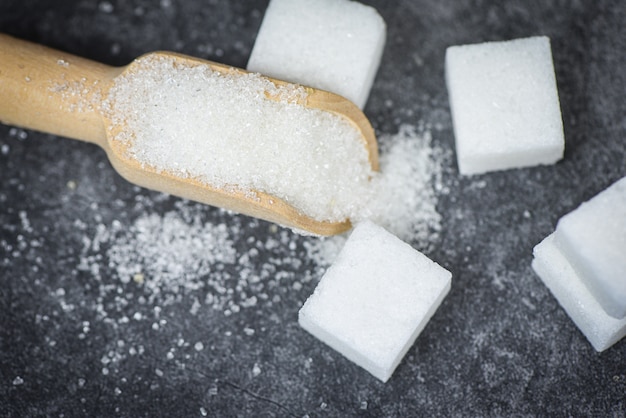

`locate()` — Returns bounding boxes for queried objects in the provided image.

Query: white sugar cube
[445,36,564,175]
[299,221,451,382]
[247,0,386,109]
[532,234,626,352]
[554,177,626,318]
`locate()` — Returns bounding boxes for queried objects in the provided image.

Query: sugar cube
[532,233,626,352]
[445,36,564,175]
[299,221,451,382]
[247,0,386,109]
[553,177,626,318]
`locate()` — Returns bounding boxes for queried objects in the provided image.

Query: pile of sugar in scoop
[104,55,374,223]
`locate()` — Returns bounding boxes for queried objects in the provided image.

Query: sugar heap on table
[445,36,564,175]
[299,221,451,382]
[247,0,386,109]
[532,177,626,351]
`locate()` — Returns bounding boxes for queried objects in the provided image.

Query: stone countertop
[1,1,625,416]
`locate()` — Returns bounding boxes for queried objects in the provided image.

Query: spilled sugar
[9,122,445,390]
[361,123,443,243]
[104,55,373,223]
[78,123,443,299]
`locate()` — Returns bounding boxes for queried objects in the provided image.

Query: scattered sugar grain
[50,76,103,113]
[132,272,144,284]
[12,376,24,386]
[102,208,238,300]
[252,363,262,376]
[99,1,114,13]
[105,55,373,223]
[111,43,121,56]
[43,119,444,389]
[189,297,201,315]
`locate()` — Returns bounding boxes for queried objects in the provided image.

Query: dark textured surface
[1,1,625,416]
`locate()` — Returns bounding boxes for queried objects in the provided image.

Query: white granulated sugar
[50,119,443,382]
[553,177,626,319]
[76,199,324,317]
[247,0,386,109]
[105,210,236,296]
[305,123,444,267]
[105,55,373,223]
[445,36,564,175]
[67,198,321,377]
[49,76,103,113]
[360,124,443,243]
[532,234,626,352]
[299,221,451,382]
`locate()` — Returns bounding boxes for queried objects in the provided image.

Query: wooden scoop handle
[0,33,119,147]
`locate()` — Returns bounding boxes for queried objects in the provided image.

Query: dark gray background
[1,0,625,416]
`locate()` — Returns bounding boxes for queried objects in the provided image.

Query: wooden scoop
[0,34,378,236]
